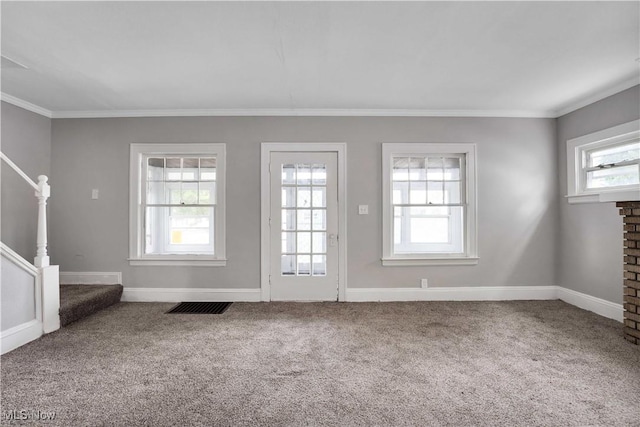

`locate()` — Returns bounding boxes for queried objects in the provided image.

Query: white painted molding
[0,152,39,190]
[554,75,640,118]
[0,92,53,118]
[122,287,261,302]
[1,319,43,355]
[346,286,558,302]
[346,285,624,323]
[381,257,479,266]
[557,287,623,323]
[3,76,638,120]
[0,242,38,277]
[260,142,348,302]
[41,266,60,334]
[51,108,556,119]
[59,271,122,285]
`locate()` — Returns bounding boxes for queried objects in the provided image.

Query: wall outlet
[91,189,99,200]
[421,278,428,288]
[358,205,369,215]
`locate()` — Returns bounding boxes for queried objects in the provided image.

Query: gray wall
[1,101,52,262]
[557,85,640,304]
[51,116,558,290]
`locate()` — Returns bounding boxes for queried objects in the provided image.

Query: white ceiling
[1,1,639,118]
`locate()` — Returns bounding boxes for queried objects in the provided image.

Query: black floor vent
[166,302,232,314]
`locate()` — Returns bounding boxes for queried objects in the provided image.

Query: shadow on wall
[480,140,557,287]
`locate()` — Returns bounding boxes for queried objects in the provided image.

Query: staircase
[60,285,123,326]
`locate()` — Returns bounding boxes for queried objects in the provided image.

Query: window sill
[381,257,479,266]
[129,257,227,267]
[566,189,640,205]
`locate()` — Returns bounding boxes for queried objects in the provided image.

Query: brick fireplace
[618,201,640,344]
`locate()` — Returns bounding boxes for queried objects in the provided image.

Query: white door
[269,152,339,301]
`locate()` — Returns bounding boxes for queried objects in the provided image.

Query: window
[129,143,226,266]
[567,120,640,204]
[382,143,477,266]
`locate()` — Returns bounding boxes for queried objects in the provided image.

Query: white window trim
[381,143,478,266]
[129,143,226,266]
[566,119,640,204]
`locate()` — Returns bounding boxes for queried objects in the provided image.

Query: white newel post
[34,175,50,268]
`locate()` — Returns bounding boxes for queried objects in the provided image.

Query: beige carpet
[1,300,639,426]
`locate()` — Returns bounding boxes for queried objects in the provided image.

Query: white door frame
[260,143,347,302]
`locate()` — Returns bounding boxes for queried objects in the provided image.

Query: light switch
[91,189,99,200]
[358,205,369,215]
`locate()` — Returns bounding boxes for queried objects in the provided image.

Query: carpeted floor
[1,300,639,426]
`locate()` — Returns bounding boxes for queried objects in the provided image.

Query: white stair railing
[1,151,59,353]
[34,175,50,268]
[0,152,50,267]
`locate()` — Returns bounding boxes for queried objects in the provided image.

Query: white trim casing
[381,143,478,266]
[566,119,640,204]
[60,271,122,285]
[554,75,640,118]
[122,288,261,302]
[346,286,557,302]
[345,286,623,322]
[260,143,348,302]
[3,77,637,120]
[0,243,44,354]
[0,92,53,118]
[0,242,38,276]
[129,143,227,266]
[109,284,625,323]
[1,320,43,355]
[556,287,624,322]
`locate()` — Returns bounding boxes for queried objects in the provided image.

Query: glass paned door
[270,152,338,301]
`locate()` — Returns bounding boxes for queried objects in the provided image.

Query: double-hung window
[129,143,226,266]
[382,143,477,266]
[567,120,640,204]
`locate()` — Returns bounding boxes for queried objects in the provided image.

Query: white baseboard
[557,287,623,322]
[73,277,622,323]
[122,287,261,302]
[346,285,623,323]
[345,286,558,302]
[60,272,121,285]
[1,319,43,355]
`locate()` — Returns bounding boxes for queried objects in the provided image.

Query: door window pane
[282,255,296,275]
[312,232,326,253]
[279,162,329,276]
[297,232,311,253]
[312,165,326,185]
[312,210,326,230]
[312,255,326,276]
[297,210,312,230]
[312,187,326,207]
[297,187,312,208]
[282,164,296,185]
[297,164,312,185]
[297,255,311,276]
[282,210,296,231]
[282,187,296,207]
[282,232,296,253]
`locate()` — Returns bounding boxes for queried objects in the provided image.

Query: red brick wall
[618,201,640,345]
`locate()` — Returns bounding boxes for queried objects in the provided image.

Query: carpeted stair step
[60,284,123,327]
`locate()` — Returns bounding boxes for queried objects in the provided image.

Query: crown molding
[50,108,555,119]
[0,92,53,118]
[554,75,640,118]
[3,76,638,120]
